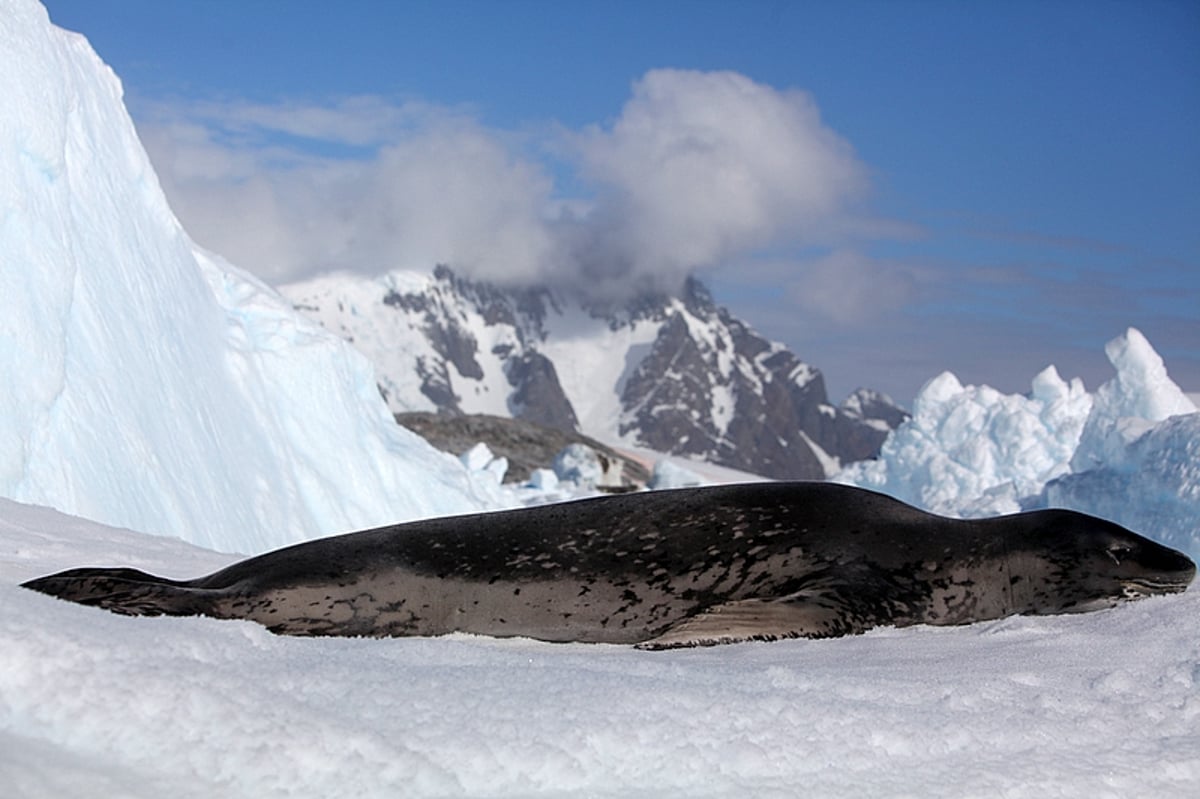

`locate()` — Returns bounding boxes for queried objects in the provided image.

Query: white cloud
[147,95,463,149]
[785,249,919,324]
[573,69,869,283]
[204,96,429,146]
[136,70,881,292]
[342,127,556,281]
[140,103,554,283]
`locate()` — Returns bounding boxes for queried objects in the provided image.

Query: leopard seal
[20,483,1195,647]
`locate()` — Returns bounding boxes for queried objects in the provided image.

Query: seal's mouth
[1121,576,1193,598]
[1119,547,1196,597]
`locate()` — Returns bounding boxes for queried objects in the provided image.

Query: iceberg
[838,365,1093,516]
[839,328,1199,559]
[1043,413,1200,559]
[0,0,508,554]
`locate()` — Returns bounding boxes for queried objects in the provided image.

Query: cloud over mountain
[565,69,869,287]
[138,69,878,295]
[140,100,555,284]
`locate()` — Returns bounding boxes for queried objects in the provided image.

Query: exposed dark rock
[397,412,649,487]
[506,351,579,432]
[842,388,912,429]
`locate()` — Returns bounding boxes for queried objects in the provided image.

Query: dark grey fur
[21,483,1195,647]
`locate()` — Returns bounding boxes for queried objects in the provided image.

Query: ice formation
[459,442,509,486]
[1042,410,1200,559]
[1069,327,1197,471]
[839,328,1199,559]
[0,0,507,554]
[839,365,1092,516]
[551,443,607,488]
[648,459,706,489]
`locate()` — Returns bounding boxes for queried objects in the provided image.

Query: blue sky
[43,0,1199,403]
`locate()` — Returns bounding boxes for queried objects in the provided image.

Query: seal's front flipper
[21,567,214,618]
[636,592,874,649]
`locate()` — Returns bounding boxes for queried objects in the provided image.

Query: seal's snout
[1149,543,1194,584]
[1124,541,1196,594]
[1170,552,1196,589]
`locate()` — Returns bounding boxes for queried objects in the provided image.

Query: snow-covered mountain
[282,266,907,479]
[0,0,507,553]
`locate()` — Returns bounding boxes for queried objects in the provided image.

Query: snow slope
[0,0,506,554]
[840,328,1200,560]
[3,499,1198,798]
[287,270,508,420]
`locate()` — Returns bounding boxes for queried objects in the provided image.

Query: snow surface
[0,0,507,555]
[839,328,1200,560]
[4,498,1199,798]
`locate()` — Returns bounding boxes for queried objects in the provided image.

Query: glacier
[839,327,1200,560]
[0,0,508,554]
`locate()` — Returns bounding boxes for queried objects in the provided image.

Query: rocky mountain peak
[281,267,908,479]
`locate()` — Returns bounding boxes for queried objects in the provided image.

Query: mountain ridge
[282,266,908,479]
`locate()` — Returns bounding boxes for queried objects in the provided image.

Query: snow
[4,498,1199,797]
[288,265,536,420]
[798,431,841,477]
[0,0,506,555]
[539,304,665,440]
[839,328,1200,560]
[284,267,785,450]
[617,445,770,487]
[710,381,736,436]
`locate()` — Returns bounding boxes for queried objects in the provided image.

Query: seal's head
[1009,509,1196,615]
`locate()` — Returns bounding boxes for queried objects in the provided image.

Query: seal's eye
[1106,544,1132,565]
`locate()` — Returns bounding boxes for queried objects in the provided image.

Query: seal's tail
[21,567,216,618]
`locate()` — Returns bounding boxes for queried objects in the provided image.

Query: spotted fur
[21,483,1196,647]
